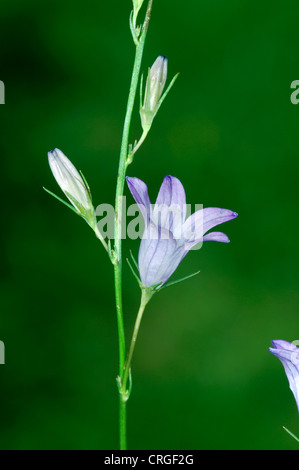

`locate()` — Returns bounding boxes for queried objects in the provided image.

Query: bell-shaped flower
[126,175,238,288]
[47,148,96,229]
[269,340,299,412]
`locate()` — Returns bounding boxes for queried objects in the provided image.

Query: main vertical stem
[113,0,153,451]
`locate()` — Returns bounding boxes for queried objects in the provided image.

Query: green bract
[132,0,145,11]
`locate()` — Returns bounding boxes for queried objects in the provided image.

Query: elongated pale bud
[140,56,167,131]
[139,56,178,135]
[47,148,96,228]
[148,56,168,111]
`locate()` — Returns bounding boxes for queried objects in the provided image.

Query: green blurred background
[1,0,299,450]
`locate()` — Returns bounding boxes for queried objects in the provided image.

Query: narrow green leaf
[43,187,78,214]
[139,73,144,109]
[129,9,140,46]
[127,368,133,400]
[156,72,180,113]
[129,250,139,271]
[152,281,163,290]
[161,270,200,290]
[283,426,299,443]
[126,257,141,285]
[79,170,92,200]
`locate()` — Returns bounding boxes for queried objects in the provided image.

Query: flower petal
[138,221,182,287]
[271,340,298,352]
[203,231,230,243]
[153,175,187,233]
[183,207,238,241]
[155,175,186,208]
[126,177,152,224]
[269,340,299,412]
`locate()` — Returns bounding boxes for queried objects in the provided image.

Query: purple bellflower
[126,175,238,288]
[269,340,299,412]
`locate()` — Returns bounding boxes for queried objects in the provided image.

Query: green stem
[132,129,149,156]
[113,0,153,451]
[119,400,127,450]
[121,288,153,397]
[94,224,109,253]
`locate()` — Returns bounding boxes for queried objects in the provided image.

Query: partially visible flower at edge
[269,340,299,412]
[126,175,238,289]
[47,148,96,229]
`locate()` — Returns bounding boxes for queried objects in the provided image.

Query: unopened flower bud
[140,56,168,131]
[48,148,96,228]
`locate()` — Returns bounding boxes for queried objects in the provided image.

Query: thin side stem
[113,0,153,451]
[132,129,149,156]
[121,290,150,395]
[94,224,109,252]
